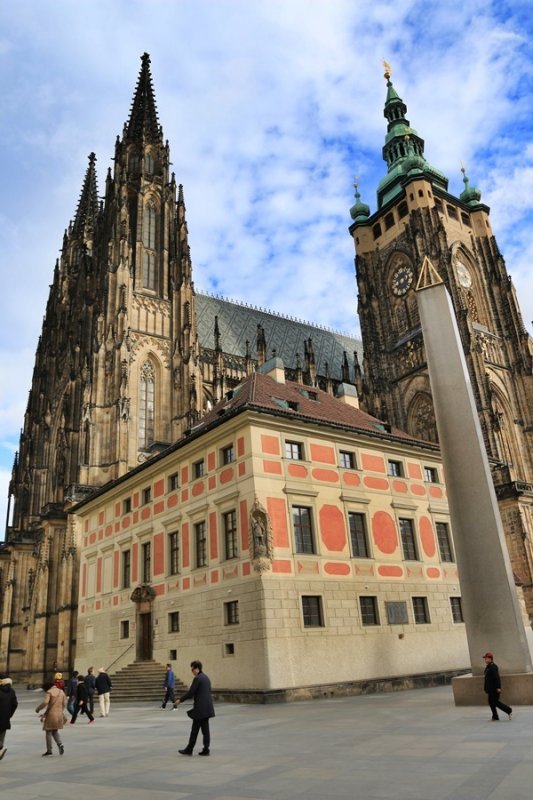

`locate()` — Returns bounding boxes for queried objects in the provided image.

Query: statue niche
[249,498,273,573]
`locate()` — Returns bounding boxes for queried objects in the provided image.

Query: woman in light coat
[36,681,66,756]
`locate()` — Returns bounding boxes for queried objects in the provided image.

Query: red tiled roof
[194,372,435,448]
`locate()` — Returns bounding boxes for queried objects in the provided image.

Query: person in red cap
[483,652,512,721]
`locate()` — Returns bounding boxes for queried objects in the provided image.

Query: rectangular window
[412,597,430,624]
[168,611,180,633]
[436,522,454,562]
[223,510,238,560]
[142,542,151,583]
[168,472,179,491]
[399,518,418,560]
[293,506,315,554]
[142,486,151,505]
[339,450,356,469]
[221,444,234,465]
[122,549,131,589]
[123,497,132,514]
[302,596,324,628]
[348,512,369,558]
[385,601,409,625]
[450,597,464,623]
[168,531,180,575]
[224,600,239,625]
[424,466,438,483]
[359,596,380,626]
[388,460,403,477]
[120,620,129,639]
[285,441,304,460]
[195,521,207,568]
[193,459,205,479]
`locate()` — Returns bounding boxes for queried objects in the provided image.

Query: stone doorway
[130,584,156,662]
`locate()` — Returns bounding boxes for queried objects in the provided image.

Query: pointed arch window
[143,252,156,291]
[139,361,155,449]
[143,203,156,250]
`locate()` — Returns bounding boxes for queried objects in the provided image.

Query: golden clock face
[392,265,414,296]
[456,261,472,289]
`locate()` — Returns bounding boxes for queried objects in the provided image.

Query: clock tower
[350,65,533,615]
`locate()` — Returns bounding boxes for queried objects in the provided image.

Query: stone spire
[125,52,162,144]
[71,153,99,239]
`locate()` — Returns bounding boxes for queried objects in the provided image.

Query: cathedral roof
[196,293,363,378]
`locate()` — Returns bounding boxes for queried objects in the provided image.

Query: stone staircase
[108,660,187,704]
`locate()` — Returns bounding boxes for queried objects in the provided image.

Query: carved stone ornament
[249,498,273,573]
[130,583,156,603]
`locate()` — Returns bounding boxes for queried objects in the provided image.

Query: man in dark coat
[483,652,513,721]
[175,660,215,756]
[0,674,18,760]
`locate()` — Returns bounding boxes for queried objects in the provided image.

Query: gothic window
[143,203,156,249]
[129,152,139,175]
[139,361,155,449]
[143,252,156,291]
[408,393,438,443]
[83,421,90,465]
[145,152,154,175]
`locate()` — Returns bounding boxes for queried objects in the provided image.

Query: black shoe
[59,745,64,755]
[198,749,210,756]
[178,748,193,756]
[491,717,499,721]
[42,751,53,757]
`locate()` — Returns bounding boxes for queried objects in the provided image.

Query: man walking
[95,667,112,717]
[175,660,214,756]
[483,652,513,721]
[161,663,176,709]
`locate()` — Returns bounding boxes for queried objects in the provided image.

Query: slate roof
[196,293,363,379]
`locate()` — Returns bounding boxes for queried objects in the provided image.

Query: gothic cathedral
[1,55,533,681]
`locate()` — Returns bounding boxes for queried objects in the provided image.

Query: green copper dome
[350,182,370,222]
[459,167,482,207]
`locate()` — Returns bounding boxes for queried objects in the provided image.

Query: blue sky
[1,0,532,536]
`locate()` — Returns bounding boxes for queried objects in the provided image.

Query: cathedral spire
[376,61,448,208]
[72,153,99,238]
[125,52,161,143]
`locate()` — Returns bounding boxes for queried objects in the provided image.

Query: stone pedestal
[453,672,533,705]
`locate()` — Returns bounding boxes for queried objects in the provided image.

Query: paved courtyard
[1,685,532,799]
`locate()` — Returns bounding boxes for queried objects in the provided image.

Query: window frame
[142,486,152,505]
[348,511,370,558]
[359,596,380,626]
[436,521,455,563]
[301,595,324,628]
[168,611,180,633]
[424,466,438,483]
[122,549,131,589]
[387,459,403,477]
[223,509,238,560]
[168,531,180,576]
[168,472,179,492]
[412,596,431,624]
[224,600,239,625]
[339,450,356,470]
[292,505,315,554]
[285,440,304,461]
[220,444,235,466]
[193,459,205,479]
[450,596,464,623]
[141,541,151,583]
[399,517,418,561]
[194,521,207,568]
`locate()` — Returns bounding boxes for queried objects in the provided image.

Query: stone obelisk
[415,257,533,704]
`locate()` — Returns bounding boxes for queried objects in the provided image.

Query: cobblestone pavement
[1,685,532,800]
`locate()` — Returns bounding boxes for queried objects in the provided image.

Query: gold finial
[382,59,392,80]
[353,175,359,192]
[460,160,466,175]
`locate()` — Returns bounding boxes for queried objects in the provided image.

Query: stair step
[106,660,187,703]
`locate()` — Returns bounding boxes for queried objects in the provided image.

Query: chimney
[258,356,285,384]
[336,382,359,408]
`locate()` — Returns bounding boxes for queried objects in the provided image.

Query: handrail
[106,642,135,674]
